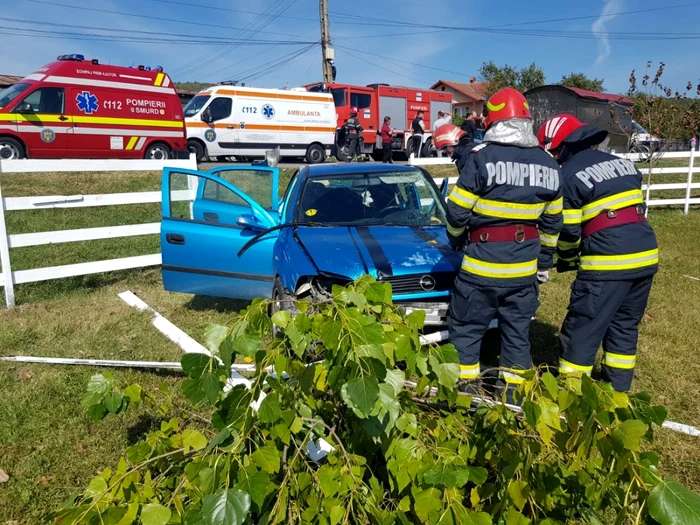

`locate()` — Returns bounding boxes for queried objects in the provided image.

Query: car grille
[379,273,455,295]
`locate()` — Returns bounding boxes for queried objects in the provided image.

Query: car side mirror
[236,213,265,230]
[201,109,213,123]
[16,102,33,113]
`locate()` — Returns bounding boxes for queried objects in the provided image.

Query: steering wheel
[376,205,405,218]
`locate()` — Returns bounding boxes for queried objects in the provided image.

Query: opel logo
[419,275,436,291]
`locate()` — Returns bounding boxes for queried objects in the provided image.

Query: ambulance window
[331,88,347,107]
[18,87,64,114]
[207,98,232,121]
[0,83,30,107]
[183,95,210,117]
[350,93,371,110]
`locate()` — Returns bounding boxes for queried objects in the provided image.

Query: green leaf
[123,385,142,404]
[454,510,492,525]
[581,373,599,407]
[522,400,541,427]
[355,344,386,362]
[85,476,108,499]
[432,360,460,388]
[202,489,251,525]
[319,320,342,350]
[406,309,426,330]
[197,468,216,496]
[184,510,206,525]
[317,465,341,497]
[393,334,412,361]
[232,334,261,358]
[329,506,344,525]
[81,374,112,408]
[103,392,123,414]
[466,466,488,486]
[612,419,648,452]
[507,480,530,510]
[271,310,291,329]
[257,394,282,423]
[182,429,208,452]
[235,469,269,511]
[423,466,457,488]
[116,503,139,525]
[384,369,405,396]
[648,478,700,525]
[339,290,367,310]
[86,404,107,422]
[183,372,220,405]
[251,445,280,474]
[343,377,380,416]
[541,372,559,399]
[538,398,562,430]
[140,504,171,525]
[505,508,531,525]
[413,488,443,522]
[204,324,229,352]
[126,441,151,463]
[181,354,212,379]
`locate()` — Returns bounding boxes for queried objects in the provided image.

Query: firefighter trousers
[559,276,654,392]
[448,277,539,386]
[346,137,360,161]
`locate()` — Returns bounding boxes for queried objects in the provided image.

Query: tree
[559,72,605,92]
[479,61,546,95]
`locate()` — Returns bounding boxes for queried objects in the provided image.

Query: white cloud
[592,0,622,66]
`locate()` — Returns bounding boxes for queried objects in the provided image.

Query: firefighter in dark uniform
[446,88,563,397]
[433,123,475,173]
[344,107,362,162]
[537,114,658,392]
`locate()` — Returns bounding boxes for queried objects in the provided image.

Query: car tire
[270,278,297,337]
[336,144,350,162]
[421,138,435,158]
[145,142,171,160]
[0,137,26,160]
[306,144,326,164]
[187,140,205,162]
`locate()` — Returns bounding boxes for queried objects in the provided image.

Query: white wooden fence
[411,144,700,212]
[0,156,197,308]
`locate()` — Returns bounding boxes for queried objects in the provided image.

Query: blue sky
[1,0,699,95]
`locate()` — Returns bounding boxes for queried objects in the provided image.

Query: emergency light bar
[57,54,85,61]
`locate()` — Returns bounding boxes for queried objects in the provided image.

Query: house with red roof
[430,78,490,118]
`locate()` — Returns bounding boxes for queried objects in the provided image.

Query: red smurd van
[0,54,186,160]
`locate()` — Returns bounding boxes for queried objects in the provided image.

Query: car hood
[294,225,461,280]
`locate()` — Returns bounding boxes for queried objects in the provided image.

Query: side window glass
[213,169,274,210]
[350,93,371,109]
[169,172,250,227]
[208,98,232,121]
[18,87,65,114]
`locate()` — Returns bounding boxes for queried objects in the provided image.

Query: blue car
[160,163,461,325]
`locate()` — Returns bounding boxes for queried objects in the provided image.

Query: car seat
[313,187,365,223]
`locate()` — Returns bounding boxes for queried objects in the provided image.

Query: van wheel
[305,144,326,164]
[145,143,171,160]
[187,141,205,163]
[0,137,25,160]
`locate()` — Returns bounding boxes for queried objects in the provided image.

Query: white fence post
[685,137,697,215]
[0,161,16,308]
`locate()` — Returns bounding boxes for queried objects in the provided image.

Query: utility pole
[319,0,335,83]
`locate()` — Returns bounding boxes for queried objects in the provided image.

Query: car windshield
[633,122,648,134]
[0,83,30,107]
[183,95,211,117]
[297,169,447,227]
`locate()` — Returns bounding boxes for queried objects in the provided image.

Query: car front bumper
[401,301,498,329]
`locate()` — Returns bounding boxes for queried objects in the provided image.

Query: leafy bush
[56,276,700,524]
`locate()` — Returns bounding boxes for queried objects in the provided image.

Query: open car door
[161,166,281,301]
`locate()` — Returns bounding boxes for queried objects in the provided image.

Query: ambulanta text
[574,159,638,189]
[485,162,560,191]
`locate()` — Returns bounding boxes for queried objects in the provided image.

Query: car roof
[303,163,423,178]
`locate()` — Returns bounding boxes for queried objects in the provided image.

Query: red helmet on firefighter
[483,87,531,129]
[350,106,358,115]
[433,124,466,150]
[537,113,586,151]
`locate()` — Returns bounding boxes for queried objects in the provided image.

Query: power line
[19,0,306,37]
[148,0,317,23]
[337,47,432,86]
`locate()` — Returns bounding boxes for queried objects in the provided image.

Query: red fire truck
[306,82,452,161]
[0,54,186,160]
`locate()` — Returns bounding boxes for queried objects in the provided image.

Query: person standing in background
[380,116,395,163]
[460,111,477,141]
[411,111,425,158]
[433,110,452,131]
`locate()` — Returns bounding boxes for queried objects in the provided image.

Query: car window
[331,88,347,107]
[350,92,371,109]
[0,83,30,107]
[281,171,299,219]
[184,95,210,117]
[168,172,250,227]
[207,97,232,121]
[212,169,275,210]
[18,87,65,114]
[297,169,446,226]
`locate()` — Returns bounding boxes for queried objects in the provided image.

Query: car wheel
[145,143,171,160]
[0,137,25,160]
[336,144,350,162]
[305,144,326,164]
[421,138,435,158]
[187,140,205,163]
[270,279,297,337]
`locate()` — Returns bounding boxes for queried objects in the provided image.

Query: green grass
[1,164,699,522]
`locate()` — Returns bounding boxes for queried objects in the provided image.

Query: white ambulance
[184,85,336,164]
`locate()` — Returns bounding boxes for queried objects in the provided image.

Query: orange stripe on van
[187,122,335,133]
[212,89,330,102]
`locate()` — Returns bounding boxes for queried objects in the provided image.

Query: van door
[12,86,71,158]
[161,167,279,300]
[200,96,235,158]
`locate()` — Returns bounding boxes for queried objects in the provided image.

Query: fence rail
[0,156,196,308]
